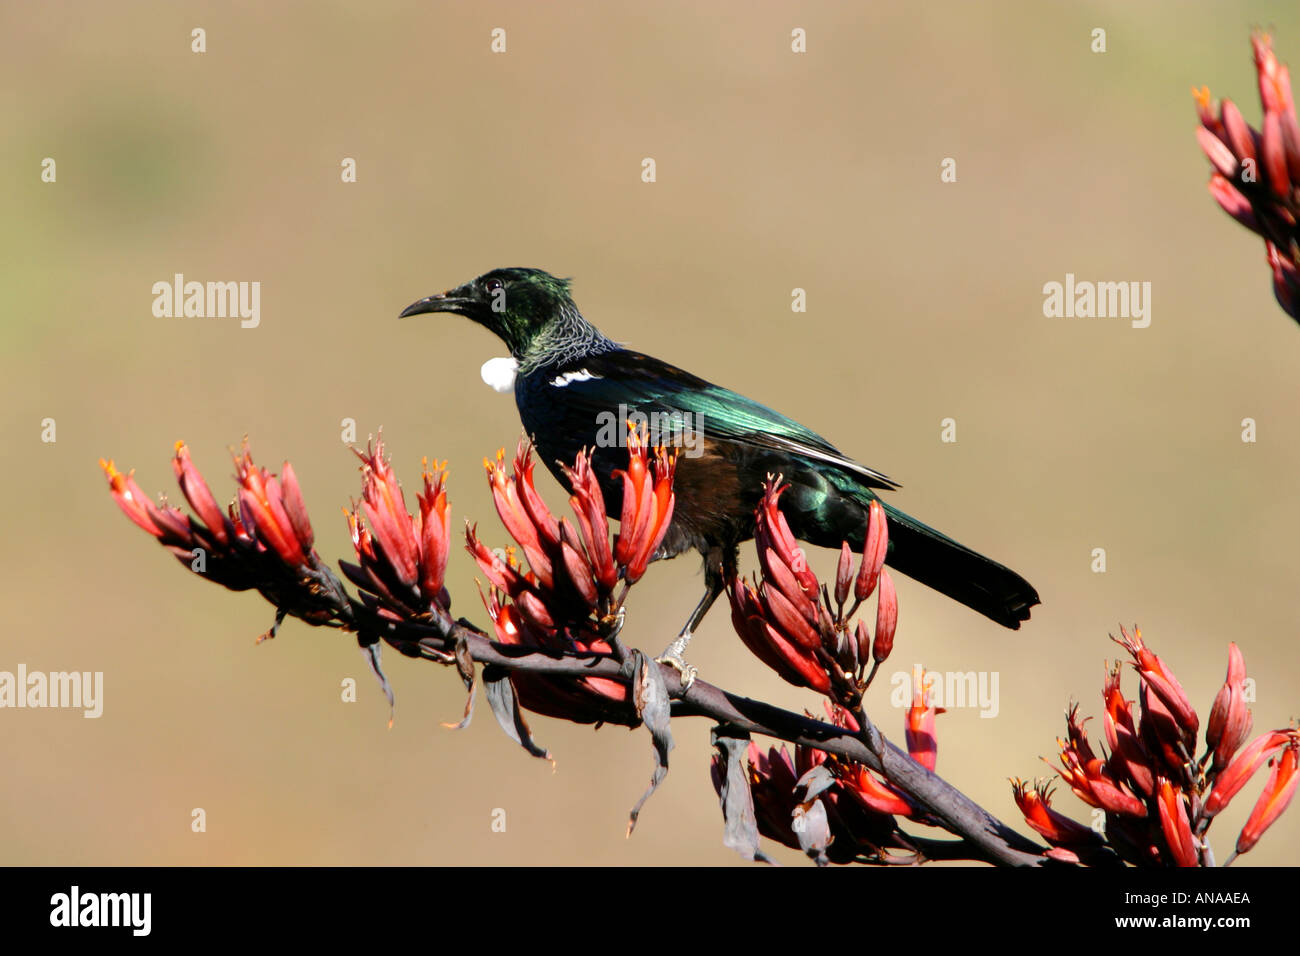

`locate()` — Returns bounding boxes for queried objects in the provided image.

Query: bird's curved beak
[399,292,469,318]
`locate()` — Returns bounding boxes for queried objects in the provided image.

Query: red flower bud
[1236,739,1299,856]
[1261,112,1292,198]
[1220,98,1258,163]
[1207,173,1260,231]
[561,452,618,596]
[558,519,598,606]
[1156,778,1199,867]
[416,459,450,602]
[839,763,912,817]
[233,442,314,568]
[1195,32,1300,322]
[344,437,451,618]
[1196,125,1239,178]
[854,618,872,667]
[1011,778,1101,848]
[872,569,897,665]
[611,427,676,583]
[1055,706,1146,819]
[758,579,822,651]
[834,542,853,608]
[728,577,830,694]
[171,442,230,545]
[854,499,887,601]
[904,669,941,772]
[1117,626,1198,755]
[1101,664,1155,799]
[1206,642,1253,774]
[485,446,553,590]
[1205,729,1295,818]
[101,459,166,537]
[755,480,818,598]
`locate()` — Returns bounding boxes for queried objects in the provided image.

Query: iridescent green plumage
[401,267,1039,634]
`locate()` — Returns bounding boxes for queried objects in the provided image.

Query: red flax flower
[1155,778,1199,868]
[1101,662,1155,799]
[1114,626,1198,774]
[712,689,953,864]
[1053,703,1147,819]
[102,453,194,545]
[103,440,317,575]
[831,678,942,821]
[1206,642,1253,774]
[711,739,898,865]
[726,480,896,704]
[102,441,340,629]
[477,574,631,725]
[340,435,452,623]
[903,668,942,773]
[1232,738,1299,861]
[612,424,677,584]
[1010,779,1106,862]
[1203,729,1296,819]
[465,436,676,725]
[1194,32,1300,320]
[1014,630,1300,866]
[231,440,316,568]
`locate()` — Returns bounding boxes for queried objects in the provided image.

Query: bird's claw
[604,605,627,643]
[656,636,697,692]
[656,653,698,693]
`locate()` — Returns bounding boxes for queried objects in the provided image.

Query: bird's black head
[400,267,577,360]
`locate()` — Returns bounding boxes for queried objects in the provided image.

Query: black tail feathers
[878,503,1039,629]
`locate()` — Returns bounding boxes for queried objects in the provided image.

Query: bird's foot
[603,605,627,645]
[655,634,698,693]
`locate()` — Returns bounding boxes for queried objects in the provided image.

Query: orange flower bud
[1156,778,1199,867]
[1011,778,1101,847]
[904,669,941,772]
[1205,729,1295,818]
[1236,740,1299,855]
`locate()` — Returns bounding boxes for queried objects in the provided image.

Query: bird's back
[514,345,1039,628]
[514,347,892,550]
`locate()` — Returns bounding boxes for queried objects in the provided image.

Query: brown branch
[370,611,1048,867]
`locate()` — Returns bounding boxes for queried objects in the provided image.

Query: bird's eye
[484,278,504,294]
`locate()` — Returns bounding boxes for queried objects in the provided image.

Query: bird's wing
[544,350,900,491]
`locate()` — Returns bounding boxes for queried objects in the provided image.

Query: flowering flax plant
[711,681,956,866]
[1013,628,1299,866]
[727,479,897,708]
[1195,32,1300,321]
[340,435,452,625]
[465,434,677,725]
[103,432,1290,867]
[101,441,346,636]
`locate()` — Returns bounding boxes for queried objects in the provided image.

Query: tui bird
[401,268,1039,676]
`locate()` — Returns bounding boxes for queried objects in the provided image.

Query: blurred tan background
[2,0,1297,866]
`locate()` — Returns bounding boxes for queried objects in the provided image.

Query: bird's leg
[656,547,734,691]
[657,578,720,685]
[603,604,629,663]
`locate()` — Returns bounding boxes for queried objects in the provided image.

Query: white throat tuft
[480,356,518,394]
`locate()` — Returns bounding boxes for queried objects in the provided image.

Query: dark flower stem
[368,602,1047,866]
